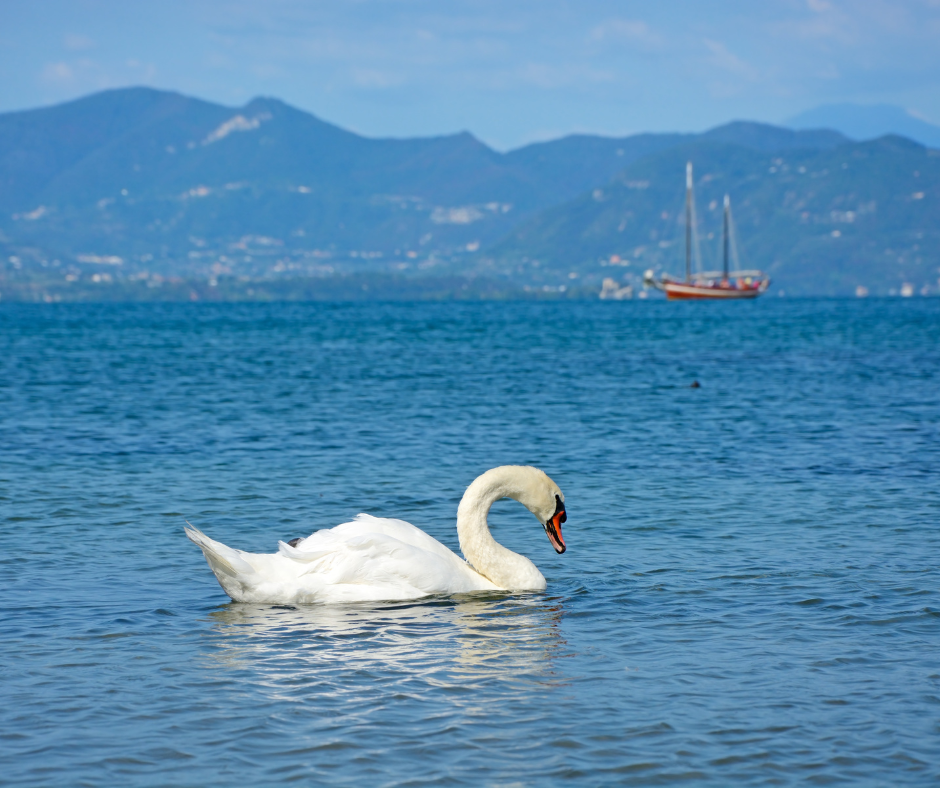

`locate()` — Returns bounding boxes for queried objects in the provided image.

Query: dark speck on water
[1,299,938,786]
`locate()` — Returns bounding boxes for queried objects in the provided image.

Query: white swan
[185,466,568,604]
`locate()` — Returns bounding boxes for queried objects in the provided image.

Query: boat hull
[663,282,766,300]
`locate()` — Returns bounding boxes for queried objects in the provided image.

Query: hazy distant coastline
[0,273,600,303]
[1,87,938,301]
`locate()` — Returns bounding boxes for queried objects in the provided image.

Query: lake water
[1,299,938,786]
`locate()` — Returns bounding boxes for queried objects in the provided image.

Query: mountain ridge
[488,133,938,296]
[788,103,940,149]
[0,87,936,299]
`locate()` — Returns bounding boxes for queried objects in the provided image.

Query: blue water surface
[1,299,938,786]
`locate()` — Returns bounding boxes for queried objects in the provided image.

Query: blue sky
[1,0,939,149]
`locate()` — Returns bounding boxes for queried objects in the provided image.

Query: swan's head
[515,467,567,555]
[459,465,569,557]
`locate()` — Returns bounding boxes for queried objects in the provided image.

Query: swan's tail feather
[185,523,255,579]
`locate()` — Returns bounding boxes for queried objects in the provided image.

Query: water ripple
[0,299,938,785]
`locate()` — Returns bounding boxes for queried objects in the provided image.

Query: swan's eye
[553,494,566,523]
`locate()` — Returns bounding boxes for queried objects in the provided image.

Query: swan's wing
[187,516,498,605]
[305,535,460,595]
[289,514,462,564]
[276,518,499,601]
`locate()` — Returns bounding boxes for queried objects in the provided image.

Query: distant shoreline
[3,87,938,301]
[1,276,932,303]
[0,274,604,303]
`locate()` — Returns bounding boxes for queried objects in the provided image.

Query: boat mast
[685,162,692,283]
[722,194,730,281]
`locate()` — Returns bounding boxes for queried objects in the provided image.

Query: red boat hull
[663,281,766,300]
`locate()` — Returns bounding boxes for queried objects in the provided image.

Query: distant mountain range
[788,103,940,150]
[491,134,938,297]
[0,88,937,299]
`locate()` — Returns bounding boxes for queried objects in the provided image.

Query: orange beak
[545,495,567,554]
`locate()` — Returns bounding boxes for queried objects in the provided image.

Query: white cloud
[40,61,74,84]
[516,61,614,90]
[38,54,158,95]
[350,68,404,89]
[590,19,661,47]
[126,59,157,79]
[63,33,95,51]
[905,107,939,122]
[703,39,758,81]
[251,63,283,79]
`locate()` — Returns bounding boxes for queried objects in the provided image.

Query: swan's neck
[456,469,546,591]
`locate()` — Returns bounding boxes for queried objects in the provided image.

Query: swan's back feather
[296,514,460,562]
[187,514,499,604]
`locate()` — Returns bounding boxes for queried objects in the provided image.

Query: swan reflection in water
[203,593,568,695]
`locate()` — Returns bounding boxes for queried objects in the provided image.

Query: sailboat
[644,162,770,300]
